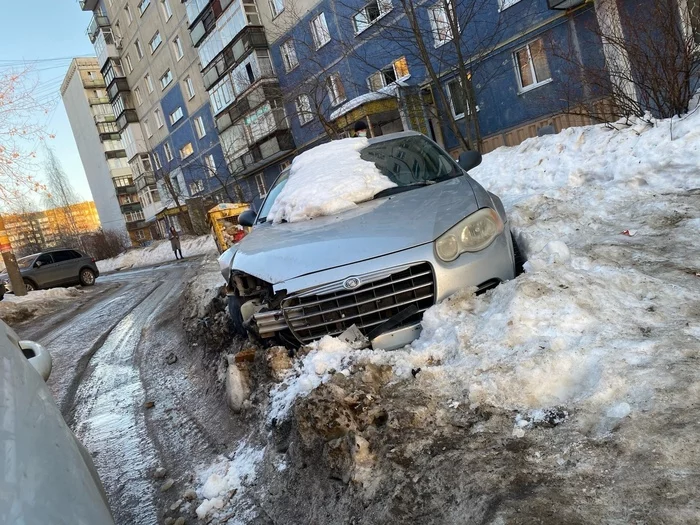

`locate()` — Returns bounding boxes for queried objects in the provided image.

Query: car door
[31,253,58,288]
[50,250,81,284]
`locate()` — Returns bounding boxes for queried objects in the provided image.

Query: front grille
[282,263,435,344]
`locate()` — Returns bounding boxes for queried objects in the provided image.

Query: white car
[0,320,114,524]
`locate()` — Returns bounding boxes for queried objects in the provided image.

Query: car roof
[366,130,423,145]
[22,248,83,258]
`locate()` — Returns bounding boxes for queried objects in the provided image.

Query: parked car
[0,319,114,523]
[0,248,99,293]
[219,132,522,351]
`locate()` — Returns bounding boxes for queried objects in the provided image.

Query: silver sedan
[220,132,521,350]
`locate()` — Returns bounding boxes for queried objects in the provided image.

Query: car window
[52,250,78,263]
[70,250,84,259]
[360,135,459,186]
[17,256,37,269]
[35,254,54,266]
[257,172,289,223]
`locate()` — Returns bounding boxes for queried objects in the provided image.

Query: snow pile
[267,336,355,423]
[97,235,217,273]
[195,443,265,521]
[0,287,86,324]
[188,260,226,319]
[329,82,404,120]
[267,138,396,223]
[265,109,700,427]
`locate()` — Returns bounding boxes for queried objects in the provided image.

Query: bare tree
[42,146,82,247]
[550,0,700,122]
[5,193,45,255]
[152,161,193,233]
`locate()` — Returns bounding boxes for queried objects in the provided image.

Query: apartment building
[183,0,295,203]
[4,201,101,256]
[61,57,149,243]
[80,0,231,235]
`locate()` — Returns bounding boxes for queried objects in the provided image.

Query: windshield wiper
[373,181,435,199]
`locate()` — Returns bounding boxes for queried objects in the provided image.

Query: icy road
[16,259,239,525]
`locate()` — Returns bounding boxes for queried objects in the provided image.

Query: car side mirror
[458,150,482,172]
[20,340,52,381]
[238,209,257,227]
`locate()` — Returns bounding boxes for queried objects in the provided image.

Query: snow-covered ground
[268,109,700,428]
[97,235,217,273]
[0,287,87,324]
[268,137,395,223]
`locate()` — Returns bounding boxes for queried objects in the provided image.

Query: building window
[173,36,184,61]
[184,76,196,99]
[124,54,133,73]
[164,142,173,162]
[149,31,162,53]
[160,69,173,89]
[179,143,194,159]
[428,1,454,47]
[367,56,409,91]
[326,73,346,106]
[135,39,144,59]
[514,39,551,91]
[144,118,153,137]
[353,0,392,34]
[280,40,299,72]
[169,107,184,125]
[210,77,234,114]
[125,4,133,24]
[295,94,313,125]
[205,154,216,176]
[310,13,331,49]
[269,0,284,17]
[154,108,164,128]
[160,0,173,19]
[499,0,522,10]
[446,79,466,119]
[152,151,162,170]
[189,179,204,195]
[134,86,143,105]
[138,0,151,16]
[194,116,206,138]
[255,173,267,197]
[144,73,154,93]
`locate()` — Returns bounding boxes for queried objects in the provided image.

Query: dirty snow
[97,235,217,273]
[267,109,700,428]
[267,138,396,223]
[0,287,86,324]
[195,443,265,522]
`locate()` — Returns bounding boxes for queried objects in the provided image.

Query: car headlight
[435,208,504,262]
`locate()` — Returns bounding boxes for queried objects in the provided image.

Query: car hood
[231,176,479,285]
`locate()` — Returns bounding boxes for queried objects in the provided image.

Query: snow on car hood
[231,176,479,284]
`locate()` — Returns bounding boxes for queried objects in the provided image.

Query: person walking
[169,226,183,260]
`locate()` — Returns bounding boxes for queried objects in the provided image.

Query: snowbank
[195,443,265,522]
[267,138,396,223]
[267,110,700,428]
[97,235,217,273]
[0,287,86,324]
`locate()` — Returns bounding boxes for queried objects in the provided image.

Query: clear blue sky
[0,1,96,205]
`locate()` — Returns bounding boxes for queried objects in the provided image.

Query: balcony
[94,113,116,124]
[107,78,131,102]
[126,220,148,231]
[120,202,142,214]
[117,109,139,131]
[202,26,268,91]
[87,14,110,43]
[80,0,99,11]
[83,78,106,89]
[116,185,138,195]
[88,96,110,105]
[135,173,157,191]
[97,121,120,140]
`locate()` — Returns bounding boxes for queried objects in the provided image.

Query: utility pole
[0,215,27,296]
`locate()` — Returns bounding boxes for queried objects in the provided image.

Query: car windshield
[257,136,459,223]
[257,172,289,223]
[361,135,460,191]
[16,256,36,269]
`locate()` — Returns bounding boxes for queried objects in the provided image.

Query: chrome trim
[295,263,419,298]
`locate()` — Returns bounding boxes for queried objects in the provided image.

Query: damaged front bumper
[228,228,515,351]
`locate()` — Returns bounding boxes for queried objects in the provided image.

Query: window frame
[124,54,134,73]
[169,107,184,125]
[138,0,151,16]
[135,39,144,59]
[326,73,346,106]
[160,69,173,90]
[184,76,196,99]
[499,0,522,11]
[179,142,194,160]
[144,73,154,93]
[353,0,392,35]
[513,39,552,93]
[310,13,331,50]
[125,4,133,24]
[149,31,162,53]
[269,0,284,18]
[144,118,153,137]
[367,56,410,91]
[163,142,173,162]
[152,151,162,170]
[160,0,173,20]
[173,36,184,61]
[154,108,165,128]
[295,94,314,125]
[428,1,455,47]
[134,86,143,105]
[194,116,207,138]
[280,40,299,72]
[255,173,267,197]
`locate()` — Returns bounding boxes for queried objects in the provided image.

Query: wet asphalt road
[16,258,240,524]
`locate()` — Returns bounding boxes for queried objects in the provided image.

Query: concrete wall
[61,59,128,235]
